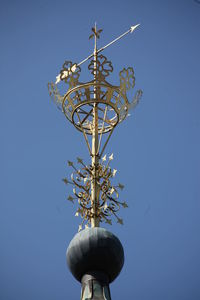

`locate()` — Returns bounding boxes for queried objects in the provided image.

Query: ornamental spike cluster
[63,155,128,231]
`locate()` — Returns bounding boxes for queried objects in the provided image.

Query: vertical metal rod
[97,105,108,155]
[99,127,114,159]
[75,111,92,155]
[91,23,100,227]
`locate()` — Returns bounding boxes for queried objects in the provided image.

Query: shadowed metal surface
[67,228,124,283]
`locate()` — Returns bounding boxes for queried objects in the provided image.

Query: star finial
[89,27,103,40]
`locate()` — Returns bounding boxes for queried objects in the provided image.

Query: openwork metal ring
[62,82,129,135]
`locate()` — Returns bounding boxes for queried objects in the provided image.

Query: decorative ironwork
[88,54,113,81]
[63,155,127,231]
[129,89,143,110]
[47,82,63,110]
[60,61,81,87]
[47,52,141,137]
[89,27,103,40]
[119,67,135,91]
[47,24,142,231]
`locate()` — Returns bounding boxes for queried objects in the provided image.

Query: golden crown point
[48,56,142,137]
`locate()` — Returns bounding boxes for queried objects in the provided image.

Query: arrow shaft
[77,28,131,67]
[77,53,94,67]
[56,25,139,83]
[97,28,131,54]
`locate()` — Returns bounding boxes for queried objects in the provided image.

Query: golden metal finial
[63,156,128,230]
[89,25,103,40]
[48,24,142,231]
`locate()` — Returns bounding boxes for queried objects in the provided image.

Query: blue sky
[1,0,200,299]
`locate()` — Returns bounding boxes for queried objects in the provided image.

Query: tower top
[48,25,142,230]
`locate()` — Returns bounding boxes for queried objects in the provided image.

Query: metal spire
[90,22,100,227]
[48,24,142,231]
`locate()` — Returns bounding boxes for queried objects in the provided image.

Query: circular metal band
[62,81,129,135]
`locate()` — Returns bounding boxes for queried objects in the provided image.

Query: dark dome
[66,227,124,283]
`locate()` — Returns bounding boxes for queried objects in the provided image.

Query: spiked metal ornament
[63,155,128,230]
[48,24,142,230]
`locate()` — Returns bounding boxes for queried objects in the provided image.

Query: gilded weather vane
[48,24,142,231]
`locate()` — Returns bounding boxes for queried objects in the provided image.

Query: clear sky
[1,0,200,299]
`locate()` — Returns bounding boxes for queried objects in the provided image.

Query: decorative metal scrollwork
[60,61,81,88]
[119,67,135,92]
[47,82,63,110]
[63,155,127,231]
[48,25,142,231]
[48,54,141,129]
[88,54,113,81]
[89,27,103,40]
[129,89,143,110]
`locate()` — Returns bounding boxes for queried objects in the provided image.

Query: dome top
[66,227,124,283]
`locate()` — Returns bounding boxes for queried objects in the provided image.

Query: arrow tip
[130,23,140,33]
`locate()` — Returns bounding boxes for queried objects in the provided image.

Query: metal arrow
[97,24,140,54]
[55,24,140,83]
